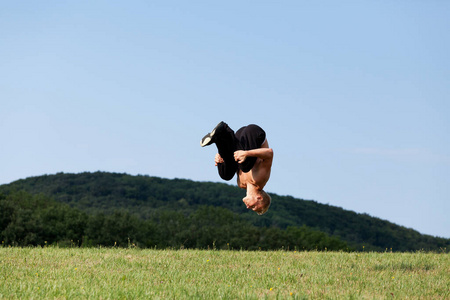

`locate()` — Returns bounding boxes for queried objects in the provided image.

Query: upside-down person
[200,121,273,215]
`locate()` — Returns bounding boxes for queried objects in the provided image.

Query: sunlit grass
[0,247,448,299]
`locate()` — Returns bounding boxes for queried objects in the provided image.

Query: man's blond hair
[256,190,271,215]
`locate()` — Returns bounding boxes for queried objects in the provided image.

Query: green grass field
[0,247,448,299]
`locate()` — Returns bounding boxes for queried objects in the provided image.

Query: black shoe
[200,121,224,147]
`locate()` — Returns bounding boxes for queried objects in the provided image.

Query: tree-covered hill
[1,172,448,251]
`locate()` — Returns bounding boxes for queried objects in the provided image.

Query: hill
[1,172,448,251]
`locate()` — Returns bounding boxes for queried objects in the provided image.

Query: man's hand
[215,153,224,166]
[234,150,247,163]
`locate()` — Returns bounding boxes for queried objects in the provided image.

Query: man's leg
[201,121,238,181]
[214,122,239,181]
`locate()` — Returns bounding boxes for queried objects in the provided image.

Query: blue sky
[1,1,449,238]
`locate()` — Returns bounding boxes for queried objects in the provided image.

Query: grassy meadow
[0,247,448,299]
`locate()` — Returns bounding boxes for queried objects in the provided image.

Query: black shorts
[235,124,266,172]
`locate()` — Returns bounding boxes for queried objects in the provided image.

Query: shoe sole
[200,122,223,147]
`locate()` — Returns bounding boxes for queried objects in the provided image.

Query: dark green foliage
[0,191,350,250]
[0,191,87,246]
[257,226,349,251]
[1,172,449,251]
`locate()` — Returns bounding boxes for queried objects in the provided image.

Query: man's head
[243,189,271,215]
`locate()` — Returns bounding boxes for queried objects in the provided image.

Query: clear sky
[1,1,449,238]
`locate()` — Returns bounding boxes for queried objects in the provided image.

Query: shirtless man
[200,121,273,215]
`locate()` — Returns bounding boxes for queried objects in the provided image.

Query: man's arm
[234,148,273,163]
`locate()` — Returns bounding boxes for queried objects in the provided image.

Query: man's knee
[218,165,235,181]
[219,171,235,181]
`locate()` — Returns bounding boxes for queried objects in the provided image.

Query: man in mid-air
[200,121,273,215]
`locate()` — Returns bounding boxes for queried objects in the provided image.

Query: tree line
[0,191,350,251]
[1,172,449,252]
